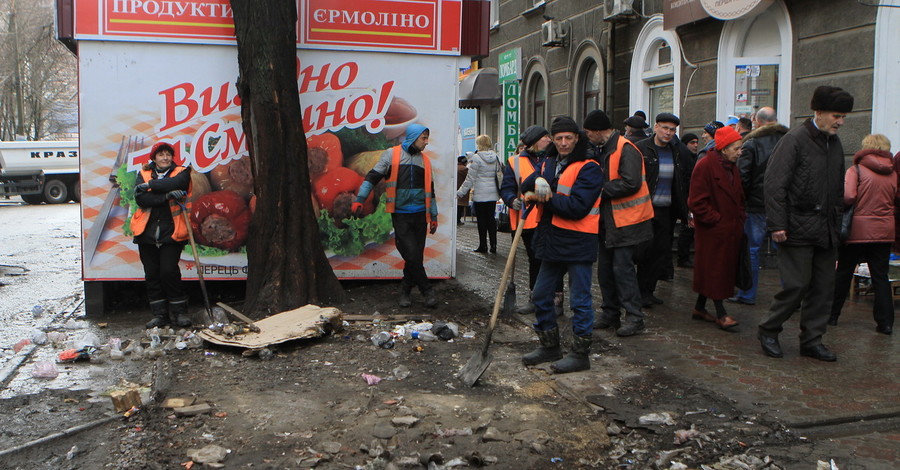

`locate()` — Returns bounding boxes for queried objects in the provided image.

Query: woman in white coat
[457,135,502,253]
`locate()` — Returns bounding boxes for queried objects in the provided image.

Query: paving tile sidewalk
[453,221,900,466]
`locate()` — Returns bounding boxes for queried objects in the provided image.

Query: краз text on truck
[0,141,80,204]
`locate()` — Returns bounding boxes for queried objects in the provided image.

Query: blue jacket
[522,134,604,263]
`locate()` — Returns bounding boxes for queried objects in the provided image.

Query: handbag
[839,164,860,242]
[496,203,512,233]
[735,233,752,291]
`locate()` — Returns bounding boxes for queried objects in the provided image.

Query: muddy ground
[0,278,819,470]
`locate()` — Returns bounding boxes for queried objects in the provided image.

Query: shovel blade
[457,349,493,387]
[502,283,516,316]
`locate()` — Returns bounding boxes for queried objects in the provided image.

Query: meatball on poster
[79,43,459,280]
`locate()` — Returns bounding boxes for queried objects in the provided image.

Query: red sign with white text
[72,0,462,55]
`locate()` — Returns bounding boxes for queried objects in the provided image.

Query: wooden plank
[216,302,261,333]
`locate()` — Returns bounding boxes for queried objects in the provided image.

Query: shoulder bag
[839,164,860,242]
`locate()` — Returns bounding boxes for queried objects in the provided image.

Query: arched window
[526,73,547,128]
[581,60,601,116]
[630,15,682,119]
[717,0,792,124]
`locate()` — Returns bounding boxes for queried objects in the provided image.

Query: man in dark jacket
[730,107,788,305]
[676,133,700,268]
[520,116,603,374]
[585,110,654,337]
[758,86,853,362]
[635,113,690,307]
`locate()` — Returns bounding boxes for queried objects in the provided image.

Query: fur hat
[810,85,854,113]
[715,126,742,151]
[623,115,649,129]
[550,116,580,135]
[583,110,612,131]
[520,125,549,147]
[655,112,681,126]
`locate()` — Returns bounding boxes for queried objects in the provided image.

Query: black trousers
[139,243,185,302]
[677,223,694,265]
[392,212,430,294]
[759,244,836,347]
[473,201,498,250]
[637,205,674,296]
[832,242,894,328]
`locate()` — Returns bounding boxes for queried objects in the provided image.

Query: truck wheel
[43,179,69,204]
[69,180,81,203]
[21,194,44,205]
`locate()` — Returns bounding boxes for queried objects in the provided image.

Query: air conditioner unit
[541,20,566,47]
[604,0,635,21]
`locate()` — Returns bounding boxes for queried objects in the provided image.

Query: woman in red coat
[688,126,746,330]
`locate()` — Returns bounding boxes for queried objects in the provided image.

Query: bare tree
[0,0,76,141]
[230,0,346,316]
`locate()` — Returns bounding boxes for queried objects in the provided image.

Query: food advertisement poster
[79,41,459,280]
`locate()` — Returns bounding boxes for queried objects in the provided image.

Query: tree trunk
[230,0,345,317]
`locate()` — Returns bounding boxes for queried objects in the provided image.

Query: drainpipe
[605,21,615,115]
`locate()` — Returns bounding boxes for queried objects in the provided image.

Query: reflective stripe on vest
[131,166,193,242]
[551,160,600,234]
[603,137,654,228]
[507,154,541,230]
[384,146,434,224]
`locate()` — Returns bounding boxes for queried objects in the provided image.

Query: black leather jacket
[739,123,789,213]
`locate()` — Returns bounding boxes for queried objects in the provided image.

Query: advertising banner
[73,0,462,55]
[79,41,458,280]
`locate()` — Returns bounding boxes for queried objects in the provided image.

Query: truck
[0,141,80,204]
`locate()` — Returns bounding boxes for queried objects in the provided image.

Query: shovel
[176,198,214,325]
[458,215,525,387]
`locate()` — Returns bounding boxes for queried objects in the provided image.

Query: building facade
[476,0,900,157]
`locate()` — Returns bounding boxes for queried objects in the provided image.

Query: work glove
[534,177,551,201]
[429,220,438,235]
[351,202,364,217]
[510,198,522,211]
[135,182,150,192]
[166,189,187,200]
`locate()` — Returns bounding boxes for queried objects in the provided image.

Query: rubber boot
[169,297,192,328]
[145,299,170,329]
[399,286,412,308]
[522,327,563,366]
[424,288,438,309]
[550,335,592,374]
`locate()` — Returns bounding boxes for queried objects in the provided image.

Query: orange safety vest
[551,160,601,234]
[131,166,192,242]
[603,136,654,228]
[507,154,542,230]
[384,146,434,223]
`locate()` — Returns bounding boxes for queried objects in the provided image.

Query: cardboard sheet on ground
[198,304,343,349]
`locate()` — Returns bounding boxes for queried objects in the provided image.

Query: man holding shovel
[520,117,603,373]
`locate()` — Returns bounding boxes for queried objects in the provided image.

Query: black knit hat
[681,133,699,144]
[583,110,612,131]
[550,116,580,135]
[810,85,854,113]
[656,112,681,126]
[704,121,724,137]
[634,110,647,120]
[520,125,549,147]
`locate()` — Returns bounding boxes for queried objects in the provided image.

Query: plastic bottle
[371,331,395,349]
[410,331,437,341]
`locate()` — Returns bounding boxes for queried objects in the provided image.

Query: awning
[459,67,501,108]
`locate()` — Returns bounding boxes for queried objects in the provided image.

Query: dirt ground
[0,278,824,470]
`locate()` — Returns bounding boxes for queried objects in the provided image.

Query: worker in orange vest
[352,124,439,308]
[132,142,193,328]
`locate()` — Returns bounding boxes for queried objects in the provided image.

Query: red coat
[845,150,897,244]
[688,151,746,299]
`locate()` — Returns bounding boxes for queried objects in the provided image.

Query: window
[649,81,674,118]
[490,0,499,27]
[526,74,546,128]
[630,15,682,120]
[582,60,601,115]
